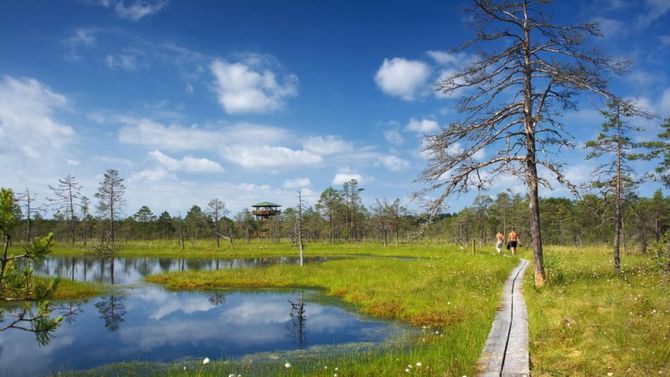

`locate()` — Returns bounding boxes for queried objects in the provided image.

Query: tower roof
[251,201,282,208]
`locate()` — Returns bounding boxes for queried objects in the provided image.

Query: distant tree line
[7,168,670,253]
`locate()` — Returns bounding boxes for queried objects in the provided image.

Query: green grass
[49,278,105,300]
[48,239,459,259]
[523,245,670,376]
[136,246,519,376]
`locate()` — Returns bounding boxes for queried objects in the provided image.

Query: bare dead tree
[420,0,626,287]
[16,187,42,241]
[297,189,305,266]
[207,198,229,248]
[49,175,82,246]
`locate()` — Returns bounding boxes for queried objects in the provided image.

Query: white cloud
[129,168,176,182]
[119,119,288,152]
[593,17,627,39]
[68,28,98,47]
[210,58,298,114]
[406,118,440,134]
[0,76,74,160]
[637,0,670,28]
[332,170,363,185]
[67,159,81,166]
[283,177,311,189]
[383,128,404,146]
[148,150,224,173]
[119,119,326,170]
[105,53,139,71]
[425,50,471,66]
[302,136,353,156]
[220,145,322,169]
[377,155,410,172]
[374,58,431,101]
[86,0,168,21]
[445,142,486,161]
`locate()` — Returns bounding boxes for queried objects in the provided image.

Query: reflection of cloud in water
[219,301,291,325]
[133,288,217,320]
[0,287,401,376]
[0,330,77,376]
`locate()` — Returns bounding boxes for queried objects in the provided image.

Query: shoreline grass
[523,246,670,376]
[47,240,461,259]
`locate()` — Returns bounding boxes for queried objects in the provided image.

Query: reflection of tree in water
[208,293,226,306]
[95,295,126,331]
[287,292,306,348]
[59,301,84,324]
[136,257,152,276]
[186,258,207,271]
[158,258,173,272]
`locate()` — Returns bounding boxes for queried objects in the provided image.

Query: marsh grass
[49,278,105,300]
[137,248,518,376]
[523,246,670,376]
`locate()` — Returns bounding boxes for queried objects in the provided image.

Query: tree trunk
[527,162,546,287]
[523,5,546,287]
[614,106,622,272]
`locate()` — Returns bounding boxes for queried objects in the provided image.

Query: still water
[1,256,403,376]
[30,255,331,284]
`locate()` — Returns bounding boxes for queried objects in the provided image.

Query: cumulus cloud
[148,150,224,173]
[406,118,440,134]
[119,119,288,151]
[302,135,353,156]
[85,0,168,21]
[0,76,74,160]
[210,58,298,114]
[383,127,404,146]
[374,58,431,101]
[129,168,176,182]
[283,177,311,189]
[220,145,322,169]
[377,155,410,172]
[332,170,363,185]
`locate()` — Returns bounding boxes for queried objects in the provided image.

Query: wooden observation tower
[251,202,282,238]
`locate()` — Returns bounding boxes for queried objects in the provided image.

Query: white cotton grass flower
[416,362,422,367]
[405,368,410,373]
[202,357,210,365]
[284,362,292,368]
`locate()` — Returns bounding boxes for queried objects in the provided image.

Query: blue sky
[1,0,669,217]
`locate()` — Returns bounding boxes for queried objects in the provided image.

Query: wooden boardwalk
[477,259,530,377]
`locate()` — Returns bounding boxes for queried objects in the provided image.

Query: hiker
[495,231,504,254]
[508,229,519,256]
